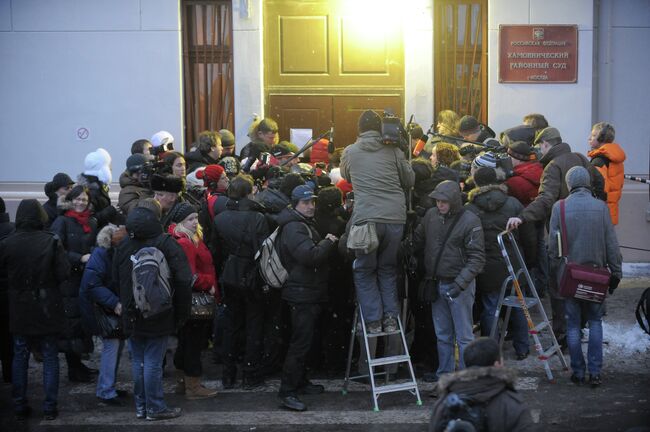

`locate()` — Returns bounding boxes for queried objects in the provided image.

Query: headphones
[597,122,614,143]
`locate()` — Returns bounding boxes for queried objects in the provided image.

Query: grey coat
[548,187,622,280]
[340,130,415,225]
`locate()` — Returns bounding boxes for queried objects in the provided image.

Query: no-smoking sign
[76,127,90,140]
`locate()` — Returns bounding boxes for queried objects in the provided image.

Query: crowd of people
[0,110,626,430]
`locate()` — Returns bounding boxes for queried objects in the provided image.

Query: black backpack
[636,288,650,335]
[435,392,487,432]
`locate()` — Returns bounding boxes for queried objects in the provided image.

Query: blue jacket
[79,246,119,336]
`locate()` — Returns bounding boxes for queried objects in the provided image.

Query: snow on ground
[602,321,650,356]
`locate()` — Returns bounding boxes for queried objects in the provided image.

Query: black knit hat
[459,115,479,134]
[358,110,382,134]
[150,174,184,193]
[170,202,197,224]
[474,166,498,187]
[51,173,74,191]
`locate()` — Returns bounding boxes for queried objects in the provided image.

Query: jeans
[353,223,403,323]
[12,334,59,413]
[432,280,475,378]
[279,302,321,397]
[565,298,604,378]
[128,335,168,415]
[480,291,529,355]
[96,338,124,399]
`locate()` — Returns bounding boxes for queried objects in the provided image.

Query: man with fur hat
[340,109,415,334]
[506,127,606,346]
[118,154,154,216]
[428,337,537,432]
[151,173,185,231]
[413,180,485,379]
[548,167,622,387]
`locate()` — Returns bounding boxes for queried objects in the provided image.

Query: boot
[185,376,217,400]
[175,370,185,395]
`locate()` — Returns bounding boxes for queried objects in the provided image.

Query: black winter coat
[0,214,15,321]
[78,174,112,213]
[277,207,335,304]
[185,149,219,173]
[465,184,537,292]
[113,207,193,338]
[0,201,70,336]
[42,196,60,229]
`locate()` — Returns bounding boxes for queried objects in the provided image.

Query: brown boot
[175,370,185,395]
[185,375,217,400]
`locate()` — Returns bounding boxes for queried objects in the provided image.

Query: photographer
[118,154,154,216]
[340,110,415,334]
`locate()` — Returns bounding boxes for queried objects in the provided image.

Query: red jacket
[170,225,220,302]
[504,161,543,206]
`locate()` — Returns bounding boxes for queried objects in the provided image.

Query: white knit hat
[83,148,112,184]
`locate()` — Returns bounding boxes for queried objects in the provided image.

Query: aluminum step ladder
[342,305,422,411]
[490,230,569,382]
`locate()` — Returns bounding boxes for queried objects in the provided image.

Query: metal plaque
[499,25,578,83]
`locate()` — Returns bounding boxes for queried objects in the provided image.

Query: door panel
[268,95,333,144]
[332,96,402,147]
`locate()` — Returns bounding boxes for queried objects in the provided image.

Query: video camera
[150,141,174,157]
[381,110,409,154]
[139,161,168,185]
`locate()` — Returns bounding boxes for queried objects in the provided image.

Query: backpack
[130,246,173,319]
[255,222,311,289]
[636,288,650,335]
[435,392,487,432]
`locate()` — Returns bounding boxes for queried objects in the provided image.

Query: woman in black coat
[51,185,99,382]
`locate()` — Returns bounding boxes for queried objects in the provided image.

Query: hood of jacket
[15,199,48,230]
[276,206,309,227]
[56,194,74,212]
[539,142,571,167]
[430,180,463,214]
[225,196,266,213]
[438,366,517,403]
[96,224,118,249]
[588,142,626,163]
[126,206,163,239]
[513,161,542,186]
[256,188,289,213]
[468,184,508,212]
[119,170,144,188]
[185,149,218,165]
[355,131,384,152]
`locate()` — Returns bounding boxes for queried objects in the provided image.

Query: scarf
[65,209,92,233]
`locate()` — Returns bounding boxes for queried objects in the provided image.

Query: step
[530,321,549,334]
[503,296,539,309]
[369,355,411,367]
[374,381,418,395]
[365,329,402,338]
[538,344,561,361]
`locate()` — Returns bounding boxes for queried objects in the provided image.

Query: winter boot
[174,370,185,395]
[185,376,217,400]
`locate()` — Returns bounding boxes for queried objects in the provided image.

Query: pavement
[1,278,649,432]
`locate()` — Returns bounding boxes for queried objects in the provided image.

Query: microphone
[412,134,429,157]
[406,114,415,130]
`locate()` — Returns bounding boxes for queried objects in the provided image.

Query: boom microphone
[412,134,429,157]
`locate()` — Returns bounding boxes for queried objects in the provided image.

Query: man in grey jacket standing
[548,166,622,387]
[341,110,415,333]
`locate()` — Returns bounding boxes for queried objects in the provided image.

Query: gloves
[446,283,463,299]
[608,275,620,295]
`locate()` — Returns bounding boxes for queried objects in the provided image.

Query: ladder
[342,305,422,411]
[490,230,568,382]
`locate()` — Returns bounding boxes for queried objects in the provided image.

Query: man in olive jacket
[112,205,192,421]
[340,110,415,333]
[414,180,485,379]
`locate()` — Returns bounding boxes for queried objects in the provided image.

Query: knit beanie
[83,148,112,184]
[51,172,75,191]
[472,151,498,169]
[566,166,591,191]
[170,202,197,224]
[126,154,148,173]
[473,166,498,187]
[358,110,382,134]
[218,156,241,177]
[196,164,225,186]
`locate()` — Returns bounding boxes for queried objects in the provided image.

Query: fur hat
[473,166,498,187]
[151,130,174,147]
[83,148,112,184]
[566,166,591,191]
[150,174,184,193]
[170,202,197,224]
[219,129,235,148]
[358,110,382,134]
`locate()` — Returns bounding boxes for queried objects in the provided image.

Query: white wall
[595,0,650,175]
[0,0,183,183]
[487,0,595,150]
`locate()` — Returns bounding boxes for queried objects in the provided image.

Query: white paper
[290,128,313,148]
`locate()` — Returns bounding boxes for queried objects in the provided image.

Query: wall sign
[499,25,578,83]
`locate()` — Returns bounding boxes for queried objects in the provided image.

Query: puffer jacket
[79,225,120,336]
[428,366,538,432]
[277,207,335,304]
[588,143,626,225]
[520,142,605,224]
[112,207,193,338]
[548,187,622,280]
[255,187,290,224]
[118,171,154,216]
[465,184,536,292]
[0,200,70,336]
[413,181,485,289]
[340,130,415,225]
[504,161,542,206]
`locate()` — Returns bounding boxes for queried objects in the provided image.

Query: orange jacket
[588,143,625,224]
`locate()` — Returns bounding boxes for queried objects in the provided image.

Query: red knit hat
[310,138,330,164]
[196,164,225,186]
